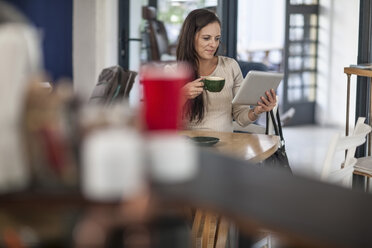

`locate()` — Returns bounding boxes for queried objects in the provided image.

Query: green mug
[202,76,225,92]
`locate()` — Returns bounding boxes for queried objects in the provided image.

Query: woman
[177,8,276,132]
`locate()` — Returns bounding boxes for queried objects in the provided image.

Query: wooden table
[179,130,279,163]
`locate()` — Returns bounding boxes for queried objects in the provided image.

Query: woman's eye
[203,37,210,41]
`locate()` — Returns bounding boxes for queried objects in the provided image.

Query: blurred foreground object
[82,128,144,201]
[22,82,79,189]
[0,1,43,192]
[147,134,198,184]
[140,62,191,131]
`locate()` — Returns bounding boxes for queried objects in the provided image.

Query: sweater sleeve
[231,60,254,127]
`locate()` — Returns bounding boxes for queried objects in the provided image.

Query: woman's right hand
[182,78,204,99]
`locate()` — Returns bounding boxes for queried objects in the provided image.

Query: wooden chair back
[142,6,170,61]
[321,117,372,187]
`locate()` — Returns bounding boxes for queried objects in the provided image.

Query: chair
[237,61,268,78]
[89,65,137,105]
[142,6,176,61]
[352,130,372,192]
[321,117,372,187]
[191,210,230,248]
[354,156,372,192]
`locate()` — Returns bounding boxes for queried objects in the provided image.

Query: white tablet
[232,70,283,105]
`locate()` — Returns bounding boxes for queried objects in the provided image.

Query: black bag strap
[266,108,285,148]
[276,110,285,143]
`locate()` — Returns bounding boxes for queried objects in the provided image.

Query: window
[237,0,285,70]
[157,0,218,44]
[281,0,319,124]
[285,5,318,103]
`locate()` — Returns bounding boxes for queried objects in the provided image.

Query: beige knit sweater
[186,56,253,132]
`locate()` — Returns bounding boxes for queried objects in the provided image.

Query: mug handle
[201,78,207,90]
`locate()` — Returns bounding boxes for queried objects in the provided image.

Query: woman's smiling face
[194,21,221,61]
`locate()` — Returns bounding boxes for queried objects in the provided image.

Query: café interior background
[4,0,359,127]
[71,0,359,128]
[4,0,360,176]
[0,0,368,247]
[6,0,359,128]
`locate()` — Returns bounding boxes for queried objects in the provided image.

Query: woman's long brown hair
[176,8,221,123]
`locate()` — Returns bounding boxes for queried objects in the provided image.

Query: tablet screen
[232,70,283,105]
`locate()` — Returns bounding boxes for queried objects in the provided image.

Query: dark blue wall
[4,0,73,82]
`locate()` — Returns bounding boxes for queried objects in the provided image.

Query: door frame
[118,0,130,69]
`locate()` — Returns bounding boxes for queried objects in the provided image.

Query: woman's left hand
[254,89,277,114]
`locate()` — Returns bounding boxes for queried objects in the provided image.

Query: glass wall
[237,0,285,71]
[281,0,319,125]
[290,0,318,4]
[285,10,318,102]
[157,0,218,44]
